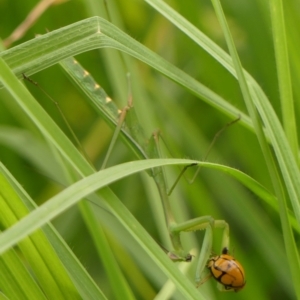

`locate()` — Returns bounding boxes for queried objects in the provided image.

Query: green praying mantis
[30,56,244,293]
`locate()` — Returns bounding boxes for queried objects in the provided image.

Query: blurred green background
[0,0,298,299]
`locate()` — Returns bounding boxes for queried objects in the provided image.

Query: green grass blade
[0,162,107,300]
[0,238,46,300]
[270,0,297,159]
[0,169,80,300]
[0,17,251,130]
[0,159,197,254]
[0,158,284,261]
[77,201,136,300]
[209,0,300,297]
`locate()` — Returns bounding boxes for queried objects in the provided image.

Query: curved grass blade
[0,17,251,131]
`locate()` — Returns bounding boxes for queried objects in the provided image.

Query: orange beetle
[207,247,246,292]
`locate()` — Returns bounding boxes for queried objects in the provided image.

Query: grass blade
[269,0,297,159]
[0,163,107,300]
[0,17,251,130]
[209,0,300,297]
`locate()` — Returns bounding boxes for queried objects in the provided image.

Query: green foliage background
[0,0,299,299]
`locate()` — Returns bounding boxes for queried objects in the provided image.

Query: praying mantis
[56,56,245,293]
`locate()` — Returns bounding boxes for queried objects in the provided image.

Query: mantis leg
[169,216,230,286]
